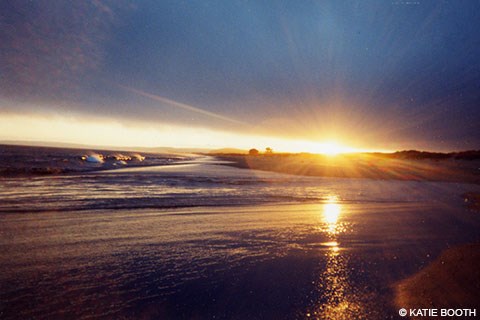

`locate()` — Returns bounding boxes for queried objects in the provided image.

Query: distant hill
[140,146,210,154]
[0,140,95,150]
[0,140,210,154]
[372,150,480,160]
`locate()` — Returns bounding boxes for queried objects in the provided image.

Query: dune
[217,153,480,184]
[395,243,480,314]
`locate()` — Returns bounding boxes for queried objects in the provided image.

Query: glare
[320,195,347,237]
[314,141,352,156]
[323,196,341,225]
[0,114,371,154]
[322,241,339,247]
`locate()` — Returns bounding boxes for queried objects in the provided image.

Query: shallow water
[0,156,474,213]
[1,157,480,319]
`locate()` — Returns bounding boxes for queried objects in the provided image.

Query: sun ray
[117,84,248,126]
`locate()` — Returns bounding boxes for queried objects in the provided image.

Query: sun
[314,141,348,156]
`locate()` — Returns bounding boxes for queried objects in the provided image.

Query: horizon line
[1,140,478,155]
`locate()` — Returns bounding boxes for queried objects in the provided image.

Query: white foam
[85,154,104,163]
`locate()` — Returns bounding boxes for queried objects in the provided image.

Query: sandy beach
[395,243,480,319]
[1,152,480,319]
[217,153,480,185]
[3,1,480,318]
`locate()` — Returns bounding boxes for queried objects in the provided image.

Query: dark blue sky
[1,0,479,151]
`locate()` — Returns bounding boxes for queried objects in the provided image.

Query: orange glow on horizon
[0,114,384,153]
[311,141,358,155]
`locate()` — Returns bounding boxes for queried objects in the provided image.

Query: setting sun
[313,141,355,155]
[0,114,370,154]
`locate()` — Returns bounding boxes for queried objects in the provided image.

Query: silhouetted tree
[249,148,259,156]
[265,147,273,154]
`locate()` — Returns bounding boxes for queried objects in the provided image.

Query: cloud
[0,0,129,100]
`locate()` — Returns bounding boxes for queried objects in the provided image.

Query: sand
[395,243,480,315]
[218,153,480,184]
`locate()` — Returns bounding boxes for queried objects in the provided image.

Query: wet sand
[1,151,480,319]
[2,200,480,319]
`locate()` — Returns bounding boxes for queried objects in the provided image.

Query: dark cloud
[1,0,479,150]
[0,0,128,100]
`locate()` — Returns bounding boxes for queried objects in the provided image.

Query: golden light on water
[307,196,365,319]
[315,248,362,320]
[324,202,341,224]
[321,241,339,248]
[322,196,343,236]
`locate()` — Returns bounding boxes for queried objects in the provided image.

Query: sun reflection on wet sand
[307,196,364,319]
[321,196,347,236]
[313,247,363,320]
